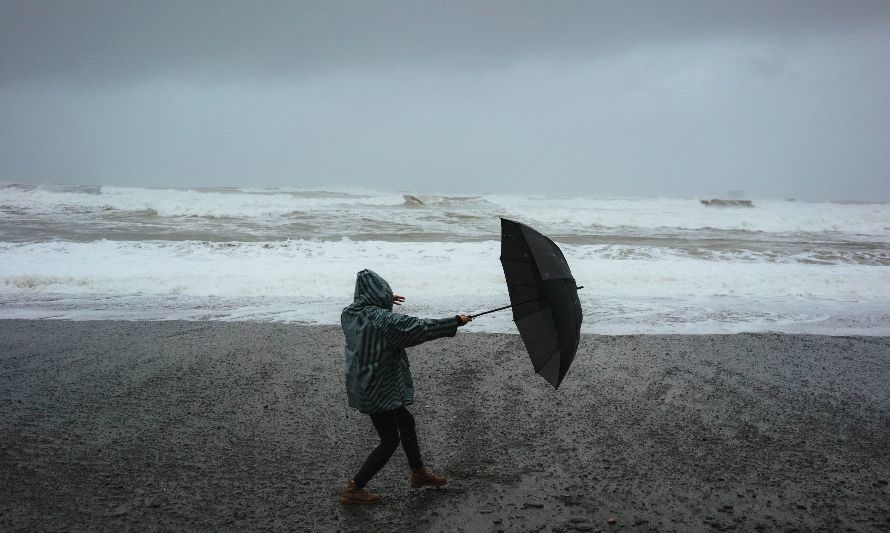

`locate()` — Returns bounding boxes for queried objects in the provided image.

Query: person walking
[339,269,471,505]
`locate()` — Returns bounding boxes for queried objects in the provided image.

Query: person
[339,269,472,505]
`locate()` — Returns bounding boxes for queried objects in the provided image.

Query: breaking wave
[2,183,889,334]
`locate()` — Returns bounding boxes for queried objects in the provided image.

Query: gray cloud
[1,1,889,201]
[3,0,889,83]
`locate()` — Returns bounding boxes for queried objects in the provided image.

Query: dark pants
[353,407,423,487]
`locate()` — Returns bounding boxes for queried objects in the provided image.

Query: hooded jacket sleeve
[374,313,460,351]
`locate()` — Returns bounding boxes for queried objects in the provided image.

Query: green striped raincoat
[342,269,460,413]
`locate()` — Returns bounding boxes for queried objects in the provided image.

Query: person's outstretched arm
[379,313,471,350]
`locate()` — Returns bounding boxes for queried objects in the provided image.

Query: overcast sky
[2,1,889,200]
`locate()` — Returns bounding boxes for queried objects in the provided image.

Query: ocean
[1,183,888,335]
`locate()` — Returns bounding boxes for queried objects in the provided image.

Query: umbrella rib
[533,351,559,373]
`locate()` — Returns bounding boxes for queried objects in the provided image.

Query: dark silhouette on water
[700,199,754,207]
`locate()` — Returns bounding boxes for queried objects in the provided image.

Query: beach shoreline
[1,320,888,531]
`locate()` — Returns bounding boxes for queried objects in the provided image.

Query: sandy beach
[1,320,888,532]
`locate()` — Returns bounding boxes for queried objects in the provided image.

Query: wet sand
[1,320,888,532]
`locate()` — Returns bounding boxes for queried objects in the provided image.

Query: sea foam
[2,184,889,333]
[1,239,888,334]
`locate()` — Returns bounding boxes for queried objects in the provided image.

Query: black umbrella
[471,218,583,388]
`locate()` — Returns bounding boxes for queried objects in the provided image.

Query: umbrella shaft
[469,296,541,319]
[470,286,582,319]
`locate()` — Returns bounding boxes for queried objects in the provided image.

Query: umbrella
[471,218,583,388]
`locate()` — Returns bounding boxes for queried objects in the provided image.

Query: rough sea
[1,183,888,335]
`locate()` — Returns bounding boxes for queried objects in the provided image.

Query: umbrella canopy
[499,218,583,388]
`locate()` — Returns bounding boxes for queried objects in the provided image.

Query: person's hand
[457,314,472,325]
[393,294,406,306]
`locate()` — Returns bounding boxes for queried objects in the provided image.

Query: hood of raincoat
[352,269,394,310]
